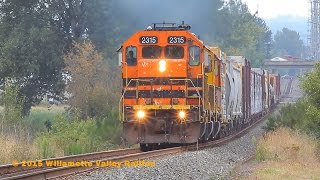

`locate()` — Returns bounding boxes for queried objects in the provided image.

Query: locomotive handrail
[169,78,201,122]
[119,78,138,122]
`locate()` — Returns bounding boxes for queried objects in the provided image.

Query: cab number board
[168,36,186,44]
[140,36,158,44]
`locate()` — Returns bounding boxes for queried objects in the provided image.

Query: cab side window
[126,46,137,66]
[204,52,212,73]
[188,46,200,66]
[214,56,219,76]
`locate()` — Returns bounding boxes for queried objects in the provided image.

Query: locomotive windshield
[165,46,184,59]
[142,46,162,59]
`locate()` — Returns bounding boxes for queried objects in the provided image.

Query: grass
[249,128,320,179]
[0,135,38,164]
[0,104,66,117]
[255,162,320,179]
[0,105,67,164]
[27,105,67,134]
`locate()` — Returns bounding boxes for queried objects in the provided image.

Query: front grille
[139,90,185,98]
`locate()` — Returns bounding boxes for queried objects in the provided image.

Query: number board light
[168,36,186,44]
[140,36,158,44]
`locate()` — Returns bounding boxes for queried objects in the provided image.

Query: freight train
[118,22,280,151]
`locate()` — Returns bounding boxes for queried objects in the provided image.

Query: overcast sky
[242,0,309,19]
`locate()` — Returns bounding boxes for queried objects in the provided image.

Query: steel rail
[0,148,140,179]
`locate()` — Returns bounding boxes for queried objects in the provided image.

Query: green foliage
[0,0,119,115]
[207,0,272,67]
[95,109,122,144]
[36,136,57,158]
[0,0,65,115]
[272,27,305,58]
[255,143,268,162]
[266,100,320,139]
[265,116,279,131]
[298,63,320,138]
[23,107,65,136]
[266,102,307,131]
[34,111,121,158]
[0,104,122,161]
[301,63,320,108]
[65,41,120,119]
[2,84,25,126]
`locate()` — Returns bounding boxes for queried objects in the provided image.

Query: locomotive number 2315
[168,36,186,44]
[140,36,158,44]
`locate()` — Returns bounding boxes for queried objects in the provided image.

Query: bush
[0,83,122,161]
[95,108,122,144]
[265,100,320,137]
[34,112,122,158]
[1,85,25,129]
[64,41,120,119]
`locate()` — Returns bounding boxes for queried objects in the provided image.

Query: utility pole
[309,0,320,60]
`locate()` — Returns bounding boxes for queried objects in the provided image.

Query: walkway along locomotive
[118,22,280,151]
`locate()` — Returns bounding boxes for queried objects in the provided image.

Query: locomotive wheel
[211,121,221,139]
[205,122,214,141]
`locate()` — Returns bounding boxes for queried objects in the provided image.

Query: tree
[64,41,119,118]
[272,28,305,58]
[301,63,320,108]
[49,0,117,52]
[0,0,119,115]
[298,64,320,137]
[208,0,272,67]
[0,0,65,115]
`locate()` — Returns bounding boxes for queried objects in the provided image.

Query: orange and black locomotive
[118,22,280,151]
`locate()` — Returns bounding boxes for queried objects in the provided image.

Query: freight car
[118,22,280,151]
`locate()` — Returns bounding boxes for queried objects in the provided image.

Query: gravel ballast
[73,119,268,180]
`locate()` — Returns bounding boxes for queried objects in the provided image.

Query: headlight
[159,60,166,72]
[137,110,145,119]
[178,111,186,119]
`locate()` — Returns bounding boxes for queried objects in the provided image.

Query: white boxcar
[251,68,264,116]
[225,56,245,121]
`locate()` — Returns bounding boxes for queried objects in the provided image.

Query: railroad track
[0,111,270,180]
[0,148,140,180]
